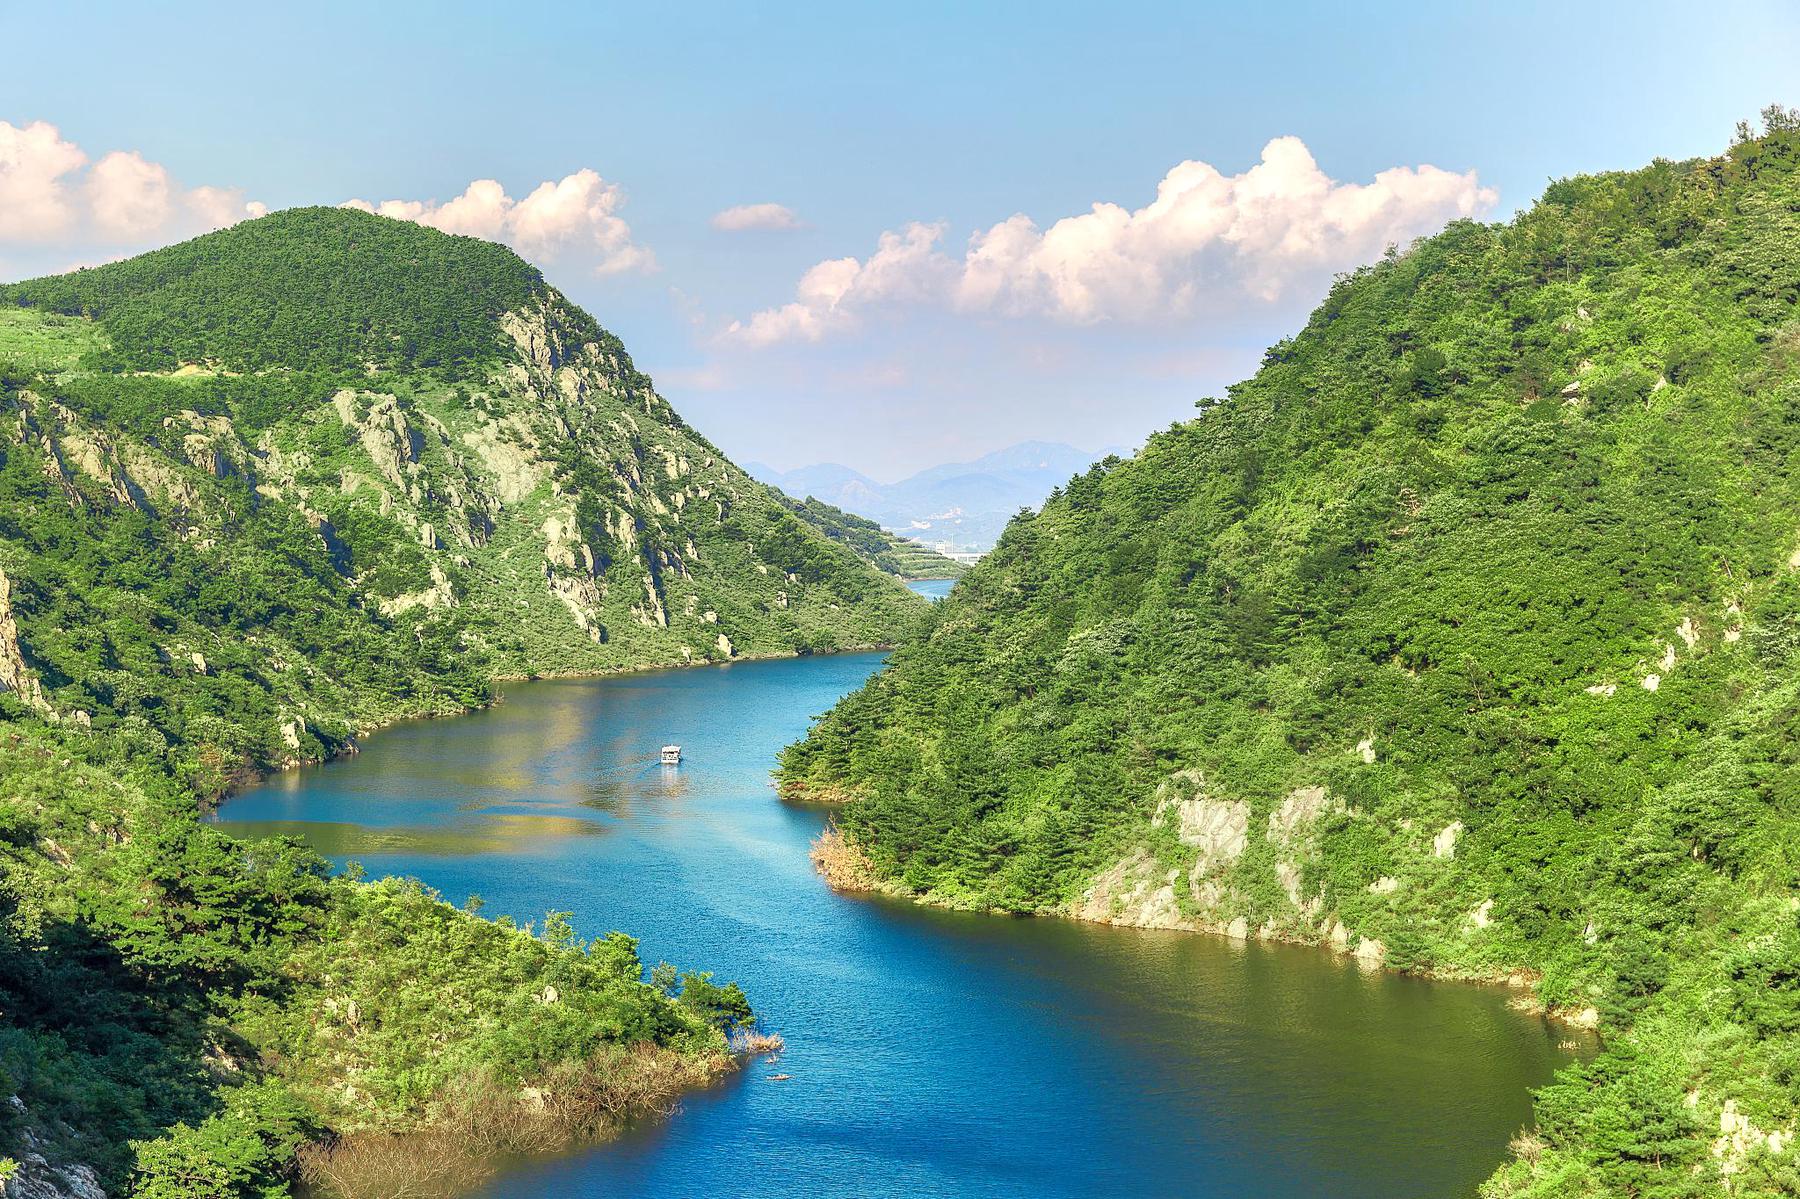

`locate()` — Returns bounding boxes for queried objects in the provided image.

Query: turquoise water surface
[219,653,1585,1198]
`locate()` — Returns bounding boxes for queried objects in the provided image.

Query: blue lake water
[905,577,956,601]
[219,652,1586,1198]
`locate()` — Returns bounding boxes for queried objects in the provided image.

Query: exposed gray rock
[0,568,50,714]
[1,1154,108,1199]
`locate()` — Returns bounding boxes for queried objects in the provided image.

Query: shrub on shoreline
[297,1044,728,1199]
[809,824,888,893]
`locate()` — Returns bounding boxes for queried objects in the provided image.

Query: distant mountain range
[748,441,1116,555]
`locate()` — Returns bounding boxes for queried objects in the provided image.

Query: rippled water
[219,653,1587,1198]
[906,577,956,601]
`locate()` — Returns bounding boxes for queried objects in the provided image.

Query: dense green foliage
[0,208,920,795]
[2,208,540,376]
[782,113,1800,1195]
[774,494,964,580]
[0,422,486,797]
[0,210,906,1194]
[0,726,734,1197]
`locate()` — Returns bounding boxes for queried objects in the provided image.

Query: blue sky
[4,0,1797,476]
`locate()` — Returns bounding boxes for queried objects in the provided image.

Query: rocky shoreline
[806,820,1601,1031]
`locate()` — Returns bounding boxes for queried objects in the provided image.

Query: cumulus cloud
[0,120,265,250]
[1,118,651,283]
[711,202,805,232]
[188,185,269,229]
[724,136,1496,345]
[0,121,86,240]
[342,169,655,275]
[87,151,173,238]
[725,222,952,346]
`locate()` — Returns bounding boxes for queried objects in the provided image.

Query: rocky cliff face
[0,248,922,766]
[0,567,47,715]
[1075,769,1460,974]
[0,210,927,1192]
[0,1097,105,1199]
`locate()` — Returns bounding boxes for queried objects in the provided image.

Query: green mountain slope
[0,207,921,792]
[771,493,965,580]
[781,113,1800,1195]
[0,210,911,1196]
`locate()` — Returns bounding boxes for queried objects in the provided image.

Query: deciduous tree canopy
[781,116,1800,1196]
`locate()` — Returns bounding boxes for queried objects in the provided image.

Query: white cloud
[0,119,651,283]
[711,202,805,232]
[87,151,173,238]
[725,136,1496,345]
[342,169,655,276]
[0,120,265,252]
[0,120,87,240]
[187,186,268,228]
[724,222,951,346]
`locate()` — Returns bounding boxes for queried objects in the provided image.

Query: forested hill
[770,493,966,580]
[781,112,1800,1195]
[0,207,923,788]
[0,210,912,1196]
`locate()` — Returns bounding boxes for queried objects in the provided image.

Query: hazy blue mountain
[757,440,1107,554]
[746,461,887,512]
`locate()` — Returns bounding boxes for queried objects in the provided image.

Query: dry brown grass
[298,1131,481,1199]
[1507,1129,1548,1164]
[732,1028,785,1056]
[809,824,885,892]
[777,778,859,806]
[299,1043,731,1199]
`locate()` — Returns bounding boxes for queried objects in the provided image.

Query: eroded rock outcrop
[0,568,49,714]
[2,1096,106,1199]
[0,1154,106,1199]
[1074,849,1187,929]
